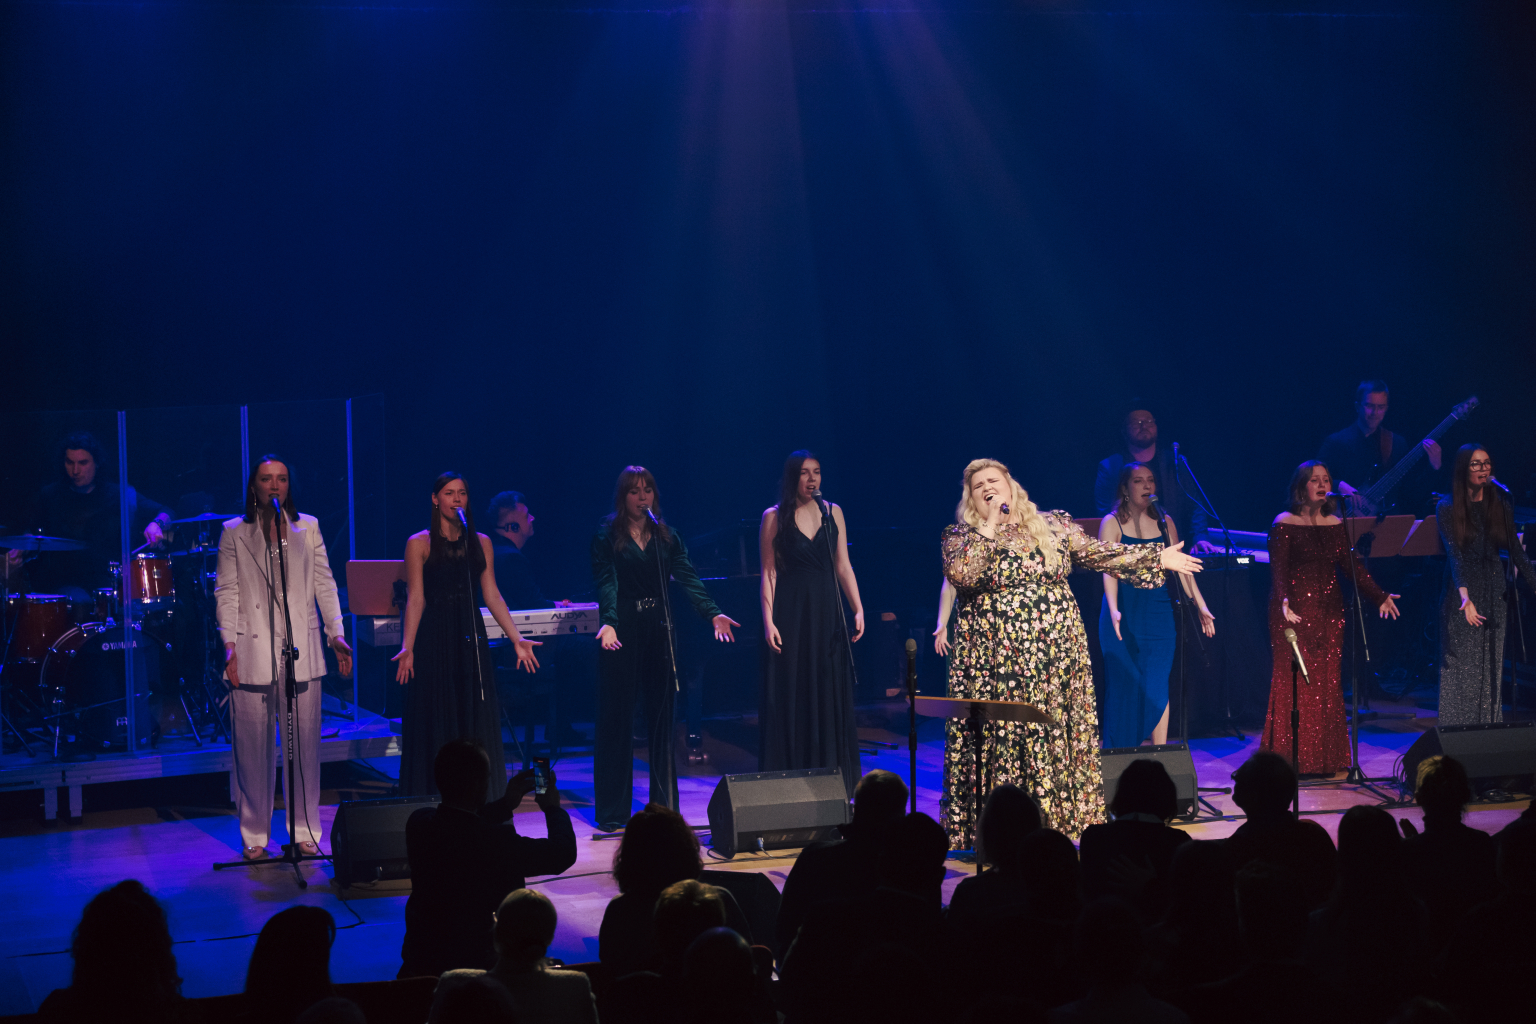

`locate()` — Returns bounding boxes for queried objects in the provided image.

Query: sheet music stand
[914,696,1054,848]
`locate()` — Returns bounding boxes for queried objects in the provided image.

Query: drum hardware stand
[1174,447,1246,741]
[213,506,327,887]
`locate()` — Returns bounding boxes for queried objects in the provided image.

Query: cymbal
[0,534,87,552]
[168,545,218,558]
[169,512,240,524]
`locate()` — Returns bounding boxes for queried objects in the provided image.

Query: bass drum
[41,622,157,752]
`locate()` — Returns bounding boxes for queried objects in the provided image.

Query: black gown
[401,537,507,800]
[759,517,861,800]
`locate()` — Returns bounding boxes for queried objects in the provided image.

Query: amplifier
[331,795,438,887]
[1100,743,1199,819]
[706,767,849,858]
[1402,722,1536,797]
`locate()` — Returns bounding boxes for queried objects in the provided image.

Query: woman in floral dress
[940,458,1203,847]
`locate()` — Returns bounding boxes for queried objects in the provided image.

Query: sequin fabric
[940,512,1164,847]
[1260,523,1386,773]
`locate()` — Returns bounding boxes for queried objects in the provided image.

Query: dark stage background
[3,1,1533,690]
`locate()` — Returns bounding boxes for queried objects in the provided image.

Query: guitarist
[1317,380,1443,515]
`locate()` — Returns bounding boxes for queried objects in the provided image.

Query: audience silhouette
[945,783,1040,929]
[426,973,518,1024]
[598,804,752,978]
[400,739,577,978]
[440,888,597,1024]
[1047,897,1189,1023]
[1222,752,1337,909]
[39,879,184,1024]
[1079,759,1193,922]
[1399,754,1497,948]
[242,906,337,1024]
[775,769,909,958]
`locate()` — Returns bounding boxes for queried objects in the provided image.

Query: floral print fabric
[940,512,1164,847]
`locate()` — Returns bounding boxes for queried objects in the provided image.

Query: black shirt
[400,800,577,977]
[1317,423,1439,513]
[22,480,170,591]
[491,540,553,611]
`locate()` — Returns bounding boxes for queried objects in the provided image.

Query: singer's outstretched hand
[1158,542,1202,575]
[713,614,740,642]
[393,648,414,684]
[597,625,621,650]
[330,636,353,679]
[1378,594,1402,620]
[1197,605,1216,637]
[1460,595,1485,627]
[1281,599,1302,625]
[933,625,949,656]
[514,638,542,672]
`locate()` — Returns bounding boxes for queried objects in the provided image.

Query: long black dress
[401,536,507,800]
[759,517,861,800]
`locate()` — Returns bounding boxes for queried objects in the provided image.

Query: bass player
[1317,379,1443,516]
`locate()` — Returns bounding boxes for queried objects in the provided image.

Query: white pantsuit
[215,512,344,849]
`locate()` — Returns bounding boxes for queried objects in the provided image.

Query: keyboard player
[486,490,559,612]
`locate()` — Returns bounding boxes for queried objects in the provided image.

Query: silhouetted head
[427,975,517,1024]
[1496,818,1536,896]
[245,905,336,1020]
[1074,897,1145,988]
[875,812,949,902]
[1020,828,1082,922]
[1235,862,1308,960]
[69,880,181,1015]
[654,878,727,966]
[295,998,366,1024]
[977,783,1041,872]
[1334,805,1403,896]
[434,739,492,808]
[493,889,557,967]
[1110,759,1179,822]
[680,928,755,1022]
[1160,840,1236,933]
[613,804,702,896]
[1415,755,1473,820]
[1231,752,1298,818]
[853,769,909,828]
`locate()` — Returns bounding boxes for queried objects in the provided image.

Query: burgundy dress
[1260,522,1386,773]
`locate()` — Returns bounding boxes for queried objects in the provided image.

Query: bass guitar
[1342,395,1479,517]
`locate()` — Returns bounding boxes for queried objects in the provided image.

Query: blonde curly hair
[955,458,1060,569]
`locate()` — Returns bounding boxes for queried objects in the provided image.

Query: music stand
[914,696,1054,847]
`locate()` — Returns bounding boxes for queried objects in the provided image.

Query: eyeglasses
[1468,460,1492,469]
[1127,418,1156,428]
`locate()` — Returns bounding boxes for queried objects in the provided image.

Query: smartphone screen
[533,757,550,795]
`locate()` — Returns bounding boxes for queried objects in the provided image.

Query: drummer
[4,432,172,600]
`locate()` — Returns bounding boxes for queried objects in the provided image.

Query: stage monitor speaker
[1401,722,1536,797]
[331,795,438,887]
[707,767,849,858]
[1100,743,1199,819]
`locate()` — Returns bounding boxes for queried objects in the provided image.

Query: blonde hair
[955,458,1060,569]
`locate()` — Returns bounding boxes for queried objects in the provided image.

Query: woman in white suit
[216,456,352,861]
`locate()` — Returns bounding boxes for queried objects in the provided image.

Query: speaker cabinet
[706,767,850,858]
[1100,743,1199,819]
[1402,722,1536,796]
[331,795,438,887]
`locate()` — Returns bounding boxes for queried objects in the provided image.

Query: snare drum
[93,588,118,623]
[5,594,72,663]
[122,553,174,607]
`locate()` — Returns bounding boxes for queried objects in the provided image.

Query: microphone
[1491,476,1510,494]
[985,494,1010,516]
[644,506,661,525]
[455,507,469,531]
[270,495,282,512]
[1146,493,1167,523]
[905,638,917,696]
[1282,627,1311,683]
[813,488,830,514]
[1173,442,1180,462]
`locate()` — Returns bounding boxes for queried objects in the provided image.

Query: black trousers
[595,609,678,827]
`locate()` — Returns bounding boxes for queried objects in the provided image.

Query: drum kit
[1,512,239,761]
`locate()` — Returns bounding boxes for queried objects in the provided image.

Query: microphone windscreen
[1283,627,1297,643]
[905,638,917,653]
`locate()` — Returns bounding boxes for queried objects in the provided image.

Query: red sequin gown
[1260,523,1386,773]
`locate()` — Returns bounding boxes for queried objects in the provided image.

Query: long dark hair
[244,906,335,1019]
[1449,443,1511,551]
[429,471,486,573]
[242,454,299,524]
[1285,460,1337,517]
[612,804,703,895]
[1112,461,1155,525]
[70,880,182,1015]
[604,465,671,552]
[773,450,819,566]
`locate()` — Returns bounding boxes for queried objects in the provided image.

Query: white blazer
[215,512,345,686]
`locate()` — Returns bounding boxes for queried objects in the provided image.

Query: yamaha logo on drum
[100,639,141,651]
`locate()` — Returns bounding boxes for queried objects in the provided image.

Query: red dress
[1260,522,1386,773]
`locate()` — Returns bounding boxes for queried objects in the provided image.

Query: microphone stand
[905,639,918,815]
[815,493,868,782]
[214,499,328,887]
[646,508,683,813]
[1172,445,1244,741]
